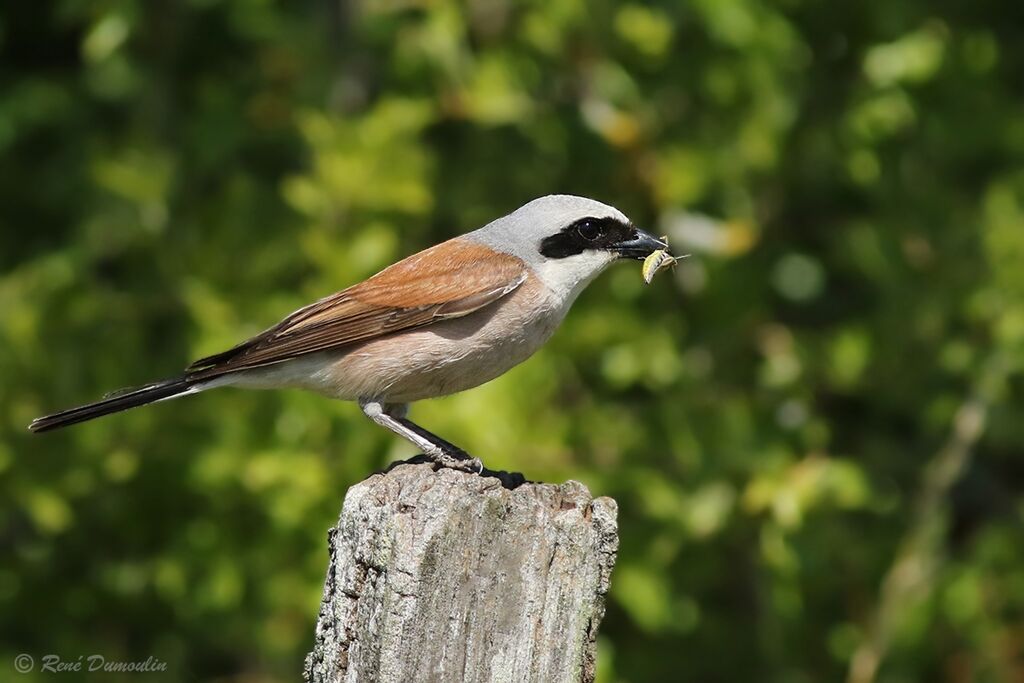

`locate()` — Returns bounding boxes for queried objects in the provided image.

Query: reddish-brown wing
[187,239,527,378]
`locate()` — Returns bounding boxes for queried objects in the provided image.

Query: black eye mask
[539,217,637,259]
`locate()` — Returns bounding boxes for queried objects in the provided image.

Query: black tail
[29,378,194,433]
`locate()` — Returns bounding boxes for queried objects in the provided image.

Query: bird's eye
[577,219,604,241]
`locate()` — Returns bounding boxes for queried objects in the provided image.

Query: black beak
[614,229,670,260]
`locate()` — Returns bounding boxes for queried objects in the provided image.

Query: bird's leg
[383,402,475,458]
[359,400,483,473]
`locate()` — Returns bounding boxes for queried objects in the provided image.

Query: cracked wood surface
[304,461,619,683]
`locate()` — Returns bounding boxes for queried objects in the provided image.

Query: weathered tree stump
[304,459,619,683]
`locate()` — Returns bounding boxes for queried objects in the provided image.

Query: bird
[29,195,670,470]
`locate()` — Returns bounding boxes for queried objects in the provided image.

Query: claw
[423,445,485,474]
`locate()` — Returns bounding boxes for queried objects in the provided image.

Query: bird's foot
[424,445,484,474]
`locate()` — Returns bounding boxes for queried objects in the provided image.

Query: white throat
[530,251,617,306]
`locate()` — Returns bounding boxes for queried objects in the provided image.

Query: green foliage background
[3,1,1023,681]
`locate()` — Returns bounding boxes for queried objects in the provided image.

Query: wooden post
[304,460,619,683]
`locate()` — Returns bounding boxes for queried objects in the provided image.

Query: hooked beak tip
[615,229,671,259]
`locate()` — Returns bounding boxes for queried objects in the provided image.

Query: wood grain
[305,462,619,683]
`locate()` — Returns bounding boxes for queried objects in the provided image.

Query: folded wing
[187,239,527,378]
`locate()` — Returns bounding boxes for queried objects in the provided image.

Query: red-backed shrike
[31,195,669,470]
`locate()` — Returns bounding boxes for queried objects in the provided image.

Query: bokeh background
[3,1,1023,681]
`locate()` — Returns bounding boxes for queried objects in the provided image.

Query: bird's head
[471,195,669,299]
